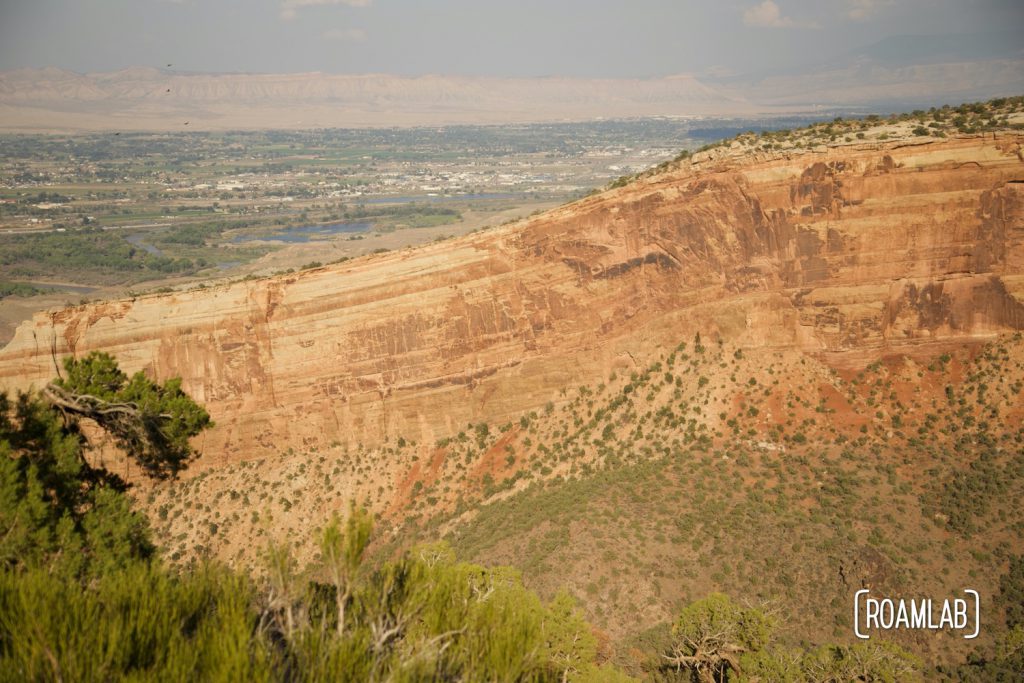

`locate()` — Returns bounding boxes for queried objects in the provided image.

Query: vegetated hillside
[0,354,635,683]
[2,99,1023,466]
[140,329,1024,674]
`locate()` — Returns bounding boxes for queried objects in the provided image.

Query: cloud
[322,27,367,42]
[846,0,892,21]
[742,1,817,29]
[281,0,371,21]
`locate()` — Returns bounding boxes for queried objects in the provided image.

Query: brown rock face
[1,136,1022,463]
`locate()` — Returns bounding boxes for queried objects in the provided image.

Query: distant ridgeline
[611,95,1024,188]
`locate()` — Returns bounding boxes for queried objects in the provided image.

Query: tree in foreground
[260,520,633,682]
[0,352,210,578]
[0,502,632,681]
[662,592,773,682]
[1,353,632,681]
[45,351,212,479]
[659,593,921,682]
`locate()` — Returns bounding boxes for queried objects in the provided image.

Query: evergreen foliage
[999,555,1024,630]
[939,625,1024,681]
[0,348,1014,681]
[0,389,154,577]
[0,227,202,280]
[0,564,268,683]
[0,281,50,299]
[659,593,920,682]
[0,356,627,680]
[51,351,212,478]
[0,538,630,681]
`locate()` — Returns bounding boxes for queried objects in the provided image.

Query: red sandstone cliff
[1,135,1022,462]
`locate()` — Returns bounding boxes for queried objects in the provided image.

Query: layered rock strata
[1,136,1021,462]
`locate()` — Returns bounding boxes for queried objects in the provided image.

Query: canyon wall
[1,136,1021,463]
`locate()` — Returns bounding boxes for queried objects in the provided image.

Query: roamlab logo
[853,589,980,640]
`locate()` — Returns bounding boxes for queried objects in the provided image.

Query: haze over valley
[1,29,1022,132]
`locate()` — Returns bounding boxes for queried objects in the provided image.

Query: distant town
[0,117,827,235]
[0,115,829,342]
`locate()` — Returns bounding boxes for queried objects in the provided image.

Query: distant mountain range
[0,69,753,131]
[0,33,1021,131]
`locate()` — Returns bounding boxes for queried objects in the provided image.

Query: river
[230,221,372,244]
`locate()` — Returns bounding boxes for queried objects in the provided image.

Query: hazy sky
[0,0,1021,78]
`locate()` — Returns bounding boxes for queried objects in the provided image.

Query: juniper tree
[0,351,210,577]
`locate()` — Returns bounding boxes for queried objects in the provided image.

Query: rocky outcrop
[1,136,1022,462]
